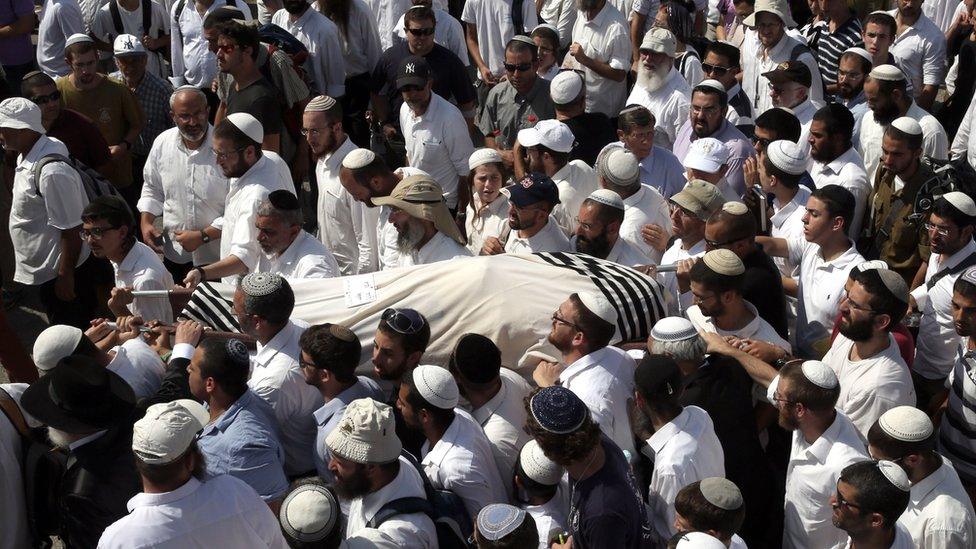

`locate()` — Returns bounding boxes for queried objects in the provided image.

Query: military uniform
[867,163,933,283]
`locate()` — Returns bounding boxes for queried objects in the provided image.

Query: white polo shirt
[346,455,437,547]
[465,193,510,254]
[37,0,84,77]
[255,230,340,281]
[621,184,671,264]
[898,457,976,549]
[422,409,507,519]
[822,333,915,438]
[112,241,175,324]
[392,7,469,66]
[505,217,572,254]
[470,368,533,502]
[809,147,870,238]
[9,135,90,286]
[551,160,598,235]
[395,231,472,267]
[660,237,706,315]
[645,405,726,544]
[789,239,865,358]
[888,10,947,100]
[950,92,976,171]
[771,186,811,278]
[401,93,474,209]
[741,30,825,116]
[857,100,948,178]
[566,3,631,117]
[688,300,791,351]
[911,239,976,380]
[461,0,538,81]
[248,319,321,477]
[784,411,868,549]
[272,7,346,97]
[625,69,692,150]
[316,137,379,275]
[139,127,228,265]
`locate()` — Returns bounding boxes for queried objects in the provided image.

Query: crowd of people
[2,0,976,546]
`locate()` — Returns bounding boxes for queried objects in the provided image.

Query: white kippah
[279,484,340,543]
[65,33,94,47]
[675,532,727,549]
[696,79,726,94]
[468,148,503,171]
[890,117,922,136]
[722,201,749,215]
[577,291,617,325]
[942,191,976,216]
[587,188,625,210]
[651,317,698,342]
[702,249,745,276]
[304,95,337,113]
[519,440,563,485]
[412,365,459,409]
[878,406,933,442]
[602,148,640,188]
[240,272,284,297]
[856,260,889,272]
[341,148,376,170]
[225,112,263,144]
[843,47,873,65]
[801,360,838,389]
[870,64,905,81]
[878,460,911,491]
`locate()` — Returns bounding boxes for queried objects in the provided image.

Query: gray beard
[638,64,669,93]
[396,218,427,254]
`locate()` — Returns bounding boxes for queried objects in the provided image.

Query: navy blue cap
[507,173,561,208]
[530,386,588,434]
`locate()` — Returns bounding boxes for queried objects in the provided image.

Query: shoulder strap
[0,388,29,437]
[367,497,433,528]
[512,0,525,37]
[927,252,976,290]
[31,154,71,197]
[789,42,809,61]
[174,0,187,44]
[110,0,124,35]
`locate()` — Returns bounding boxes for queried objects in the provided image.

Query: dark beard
[873,104,900,125]
[839,315,873,342]
[575,232,613,259]
[333,465,372,499]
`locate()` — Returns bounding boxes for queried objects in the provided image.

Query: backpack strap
[367,497,434,529]
[0,387,29,437]
[174,0,187,44]
[512,0,525,37]
[31,154,71,198]
[927,252,976,291]
[110,0,124,36]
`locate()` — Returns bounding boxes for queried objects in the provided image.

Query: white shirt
[688,300,791,351]
[645,406,725,544]
[248,320,321,476]
[792,98,823,148]
[398,230,473,267]
[465,193,510,254]
[741,30,825,116]
[888,9,947,99]
[621,184,671,264]
[524,495,568,549]
[898,457,976,549]
[392,7,469,66]
[844,523,915,549]
[923,0,961,33]
[789,239,865,358]
[809,147,870,238]
[857,100,948,178]
[822,333,916,437]
[97,475,288,549]
[461,0,538,80]
[626,69,692,150]
[422,408,507,519]
[216,153,294,283]
[316,137,379,274]
[37,0,84,77]
[363,0,410,51]
[316,0,381,77]
[784,411,868,549]
[911,239,976,380]
[93,0,171,79]
[951,92,976,171]
[113,241,175,323]
[660,237,705,315]
[566,3,631,117]
[539,0,576,47]
[272,7,346,97]
[255,230,340,281]
[559,345,637,459]
[505,217,572,254]
[10,135,91,286]
[169,0,252,87]
[605,236,650,267]
[106,338,166,400]
[139,127,228,265]
[771,186,811,278]
[470,368,532,502]
[401,93,475,209]
[0,384,30,549]
[551,160,598,235]
[346,455,437,547]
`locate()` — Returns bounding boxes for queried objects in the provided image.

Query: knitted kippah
[241,272,284,297]
[304,95,337,113]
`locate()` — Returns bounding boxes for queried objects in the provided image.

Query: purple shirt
[0,0,34,65]
[673,119,756,199]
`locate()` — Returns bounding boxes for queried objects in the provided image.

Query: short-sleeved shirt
[808,16,864,85]
[888,9,947,99]
[478,77,556,150]
[461,0,538,80]
[225,78,283,137]
[567,3,631,117]
[47,108,112,172]
[400,93,475,209]
[0,0,34,65]
[37,0,85,77]
[93,0,171,79]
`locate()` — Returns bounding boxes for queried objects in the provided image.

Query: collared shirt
[466,193,510,254]
[784,411,868,549]
[10,135,91,286]
[923,0,962,33]
[626,68,692,149]
[248,320,320,476]
[869,163,932,282]
[169,0,252,87]
[792,98,823,149]
[346,455,437,547]
[628,144,686,199]
[727,83,755,136]
[857,100,948,178]
[422,409,507,519]
[940,342,976,483]
[524,494,569,549]
[197,389,288,501]
[911,239,976,379]
[316,136,380,274]
[505,217,572,254]
[256,230,340,281]
[399,231,473,267]
[688,300,791,351]
[621,184,671,264]
[315,0,380,77]
[809,147,870,238]
[559,345,637,459]
[898,456,976,548]
[106,338,166,400]
[138,126,228,265]
[272,7,346,97]
[604,236,650,266]
[363,0,410,51]
[789,239,865,358]
[808,16,864,85]
[478,77,556,150]
[401,93,475,209]
[96,475,288,549]
[109,71,174,156]
[645,406,725,544]
[673,119,755,200]
[771,186,811,278]
[470,368,532,501]
[37,0,84,77]
[823,333,915,437]
[461,0,538,80]
[568,2,631,117]
[216,153,294,282]
[660,237,706,315]
[113,241,174,323]
[888,9,947,99]
[96,1,171,80]
[950,92,976,172]
[312,376,385,480]
[549,160,598,235]
[392,7,468,65]
[741,30,825,116]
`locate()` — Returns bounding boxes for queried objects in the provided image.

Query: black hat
[634,354,682,399]
[762,61,812,88]
[21,355,135,433]
[450,333,501,384]
[396,56,431,89]
[268,189,300,211]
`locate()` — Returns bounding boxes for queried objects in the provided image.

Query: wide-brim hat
[743,0,796,27]
[373,175,466,245]
[21,355,135,433]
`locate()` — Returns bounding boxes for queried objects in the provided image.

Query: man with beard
[625,28,691,150]
[170,0,251,95]
[532,291,637,460]
[253,190,340,280]
[674,81,754,201]
[139,86,228,282]
[836,48,872,122]
[831,461,915,549]
[271,0,345,100]
[574,189,649,266]
[374,174,471,266]
[887,0,946,111]
[808,104,870,239]
[821,264,915,438]
[939,267,976,494]
[299,323,384,481]
[615,105,685,199]
[702,41,754,137]
[481,172,570,255]
[762,61,823,148]
[856,64,947,178]
[564,0,630,119]
[325,398,437,547]
[183,113,294,286]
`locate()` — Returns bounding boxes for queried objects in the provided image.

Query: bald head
[170,87,210,143]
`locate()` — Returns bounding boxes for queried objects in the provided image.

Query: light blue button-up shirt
[312,376,386,480]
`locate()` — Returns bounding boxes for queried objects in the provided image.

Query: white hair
[650,335,707,363]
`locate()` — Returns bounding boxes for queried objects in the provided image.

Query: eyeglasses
[704,236,745,249]
[771,392,796,406]
[216,43,238,54]
[212,146,246,160]
[551,312,581,331]
[174,110,207,123]
[406,27,435,36]
[301,127,325,137]
[701,63,731,76]
[504,62,533,73]
[691,291,718,304]
[382,308,426,334]
[30,90,61,105]
[80,226,120,240]
[752,136,772,149]
[833,490,861,510]
[844,291,878,314]
[924,222,952,237]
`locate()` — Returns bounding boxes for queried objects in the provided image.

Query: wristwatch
[200,230,211,244]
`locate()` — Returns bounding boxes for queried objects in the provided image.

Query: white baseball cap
[683,137,730,173]
[517,119,575,153]
[113,34,147,57]
[132,400,210,464]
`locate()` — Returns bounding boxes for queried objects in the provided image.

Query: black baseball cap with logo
[396,56,431,90]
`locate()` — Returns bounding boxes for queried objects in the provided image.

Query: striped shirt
[939,340,976,484]
[809,15,864,85]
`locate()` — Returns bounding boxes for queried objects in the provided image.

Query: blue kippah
[477,504,527,541]
[530,386,588,434]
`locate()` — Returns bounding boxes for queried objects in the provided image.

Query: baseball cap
[505,173,561,207]
[683,137,730,173]
[396,56,431,89]
[113,34,147,57]
[763,61,812,88]
[670,180,727,220]
[517,119,575,153]
[131,400,210,464]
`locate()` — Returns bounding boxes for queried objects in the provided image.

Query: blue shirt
[636,145,687,199]
[312,376,385,480]
[198,389,289,501]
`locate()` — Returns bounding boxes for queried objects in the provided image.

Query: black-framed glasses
[701,63,731,76]
[704,235,745,249]
[504,62,533,73]
[80,226,120,240]
[771,392,796,406]
[551,312,581,331]
[406,27,435,36]
[382,308,426,334]
[30,90,61,105]
[834,490,861,510]
[212,146,246,160]
[752,136,772,148]
[844,291,878,314]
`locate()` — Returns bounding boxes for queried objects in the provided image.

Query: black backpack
[32,154,121,202]
[911,156,976,221]
[108,0,153,42]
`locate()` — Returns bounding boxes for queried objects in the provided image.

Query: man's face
[115,54,148,84]
[389,208,427,253]
[801,196,836,243]
[171,94,209,143]
[68,50,99,86]
[396,383,420,428]
[619,124,655,160]
[508,202,546,231]
[575,203,614,258]
[880,134,920,175]
[81,218,125,259]
[690,281,726,318]
[302,111,341,157]
[831,480,866,531]
[702,51,738,89]
[769,80,806,109]
[690,91,725,138]
[526,146,548,173]
[752,126,774,155]
[216,36,247,74]
[865,78,900,124]
[863,23,893,58]
[256,214,297,255]
[232,289,257,337]
[928,212,972,256]
[405,17,436,54]
[329,455,372,499]
[836,56,866,100]
[838,280,877,342]
[400,81,432,113]
[703,219,745,254]
[186,347,208,401]
[372,329,410,381]
[898,0,923,18]
[757,153,775,192]
[755,12,785,48]
[212,135,250,178]
[28,83,62,126]
[283,0,308,14]
[774,377,799,430]
[670,204,704,240]
[808,120,839,162]
[640,50,670,74]
[547,300,579,354]
[505,48,537,92]
[951,290,976,337]
[300,351,321,387]
[204,26,220,53]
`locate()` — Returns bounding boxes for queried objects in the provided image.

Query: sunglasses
[752,136,772,148]
[80,226,120,240]
[504,62,533,73]
[30,90,62,105]
[382,308,426,334]
[216,43,238,54]
[406,27,435,36]
[701,63,731,76]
